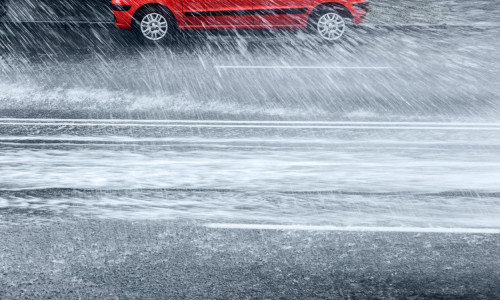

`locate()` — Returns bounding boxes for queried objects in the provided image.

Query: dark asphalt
[1,219,500,299]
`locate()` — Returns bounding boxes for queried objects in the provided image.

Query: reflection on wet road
[1,120,499,229]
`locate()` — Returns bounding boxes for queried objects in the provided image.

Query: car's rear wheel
[141,13,169,41]
[309,9,347,41]
[133,7,176,43]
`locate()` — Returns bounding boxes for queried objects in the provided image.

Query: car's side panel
[112,0,368,30]
[112,0,183,29]
[252,0,367,27]
[252,0,310,26]
[314,0,368,24]
[183,0,254,26]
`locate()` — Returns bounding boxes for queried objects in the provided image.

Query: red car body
[111,0,369,31]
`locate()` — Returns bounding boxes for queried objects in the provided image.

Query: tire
[309,8,347,41]
[133,7,177,43]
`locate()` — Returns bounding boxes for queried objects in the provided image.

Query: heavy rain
[1,0,500,298]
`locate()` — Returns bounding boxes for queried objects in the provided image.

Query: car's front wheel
[309,9,347,41]
[133,7,176,42]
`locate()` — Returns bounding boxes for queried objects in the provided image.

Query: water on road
[1,1,500,298]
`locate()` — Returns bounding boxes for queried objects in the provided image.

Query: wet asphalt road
[2,220,500,299]
[1,23,499,121]
[1,0,500,298]
[1,121,500,226]
[1,121,500,299]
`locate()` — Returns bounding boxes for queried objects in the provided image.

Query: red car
[111,0,369,41]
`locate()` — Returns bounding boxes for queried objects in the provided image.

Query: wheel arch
[132,3,178,28]
[309,2,353,20]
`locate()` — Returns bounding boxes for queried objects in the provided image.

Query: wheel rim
[141,13,168,41]
[317,12,345,41]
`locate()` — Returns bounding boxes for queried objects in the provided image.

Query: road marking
[1,122,500,131]
[215,66,393,70]
[1,136,499,146]
[367,23,500,28]
[2,119,500,126]
[1,119,499,130]
[204,223,500,234]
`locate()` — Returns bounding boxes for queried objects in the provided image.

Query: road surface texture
[1,122,500,299]
[1,0,500,299]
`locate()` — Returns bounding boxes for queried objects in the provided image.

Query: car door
[183,0,254,27]
[252,0,309,26]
